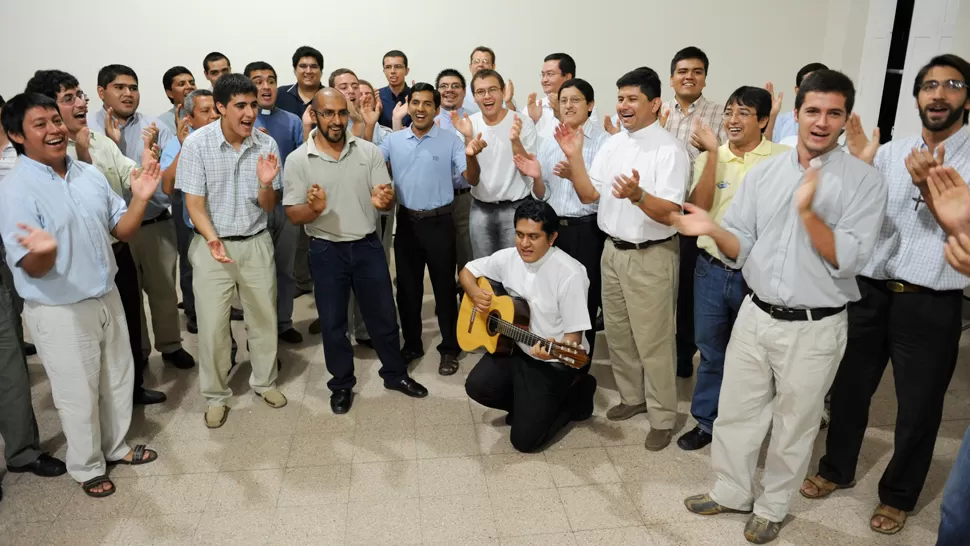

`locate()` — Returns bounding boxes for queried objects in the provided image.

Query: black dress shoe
[308,319,321,335]
[162,348,196,369]
[7,453,67,477]
[186,315,198,334]
[567,374,598,421]
[385,377,428,398]
[594,315,605,332]
[134,388,167,405]
[331,389,353,414]
[355,338,374,349]
[230,307,244,321]
[677,427,713,451]
[401,347,424,364]
[177,301,184,310]
[23,343,37,356]
[295,286,313,298]
[279,328,304,344]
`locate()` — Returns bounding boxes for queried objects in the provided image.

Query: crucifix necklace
[912,194,925,211]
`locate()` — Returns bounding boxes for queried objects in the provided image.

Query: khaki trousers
[189,232,278,406]
[130,217,183,357]
[601,238,679,430]
[24,288,133,482]
[710,296,847,522]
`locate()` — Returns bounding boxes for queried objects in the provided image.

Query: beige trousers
[130,217,183,357]
[601,238,679,430]
[189,232,278,406]
[24,288,133,482]
[710,296,847,522]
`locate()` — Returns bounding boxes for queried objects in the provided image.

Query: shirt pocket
[810,175,844,229]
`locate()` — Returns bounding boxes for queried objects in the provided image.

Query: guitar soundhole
[486,310,501,336]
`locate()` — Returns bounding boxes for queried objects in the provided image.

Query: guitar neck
[492,318,550,349]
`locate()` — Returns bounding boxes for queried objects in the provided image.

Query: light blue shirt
[379,125,467,211]
[462,87,480,114]
[435,107,472,190]
[160,135,195,229]
[0,155,127,306]
[772,111,797,143]
[534,118,608,217]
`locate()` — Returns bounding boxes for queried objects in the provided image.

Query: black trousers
[113,242,146,394]
[394,209,459,356]
[554,217,604,357]
[819,276,962,511]
[676,235,699,375]
[465,350,578,453]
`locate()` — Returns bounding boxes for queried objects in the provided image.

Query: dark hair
[670,46,709,76]
[544,53,576,78]
[97,64,138,89]
[328,68,357,88]
[913,54,970,123]
[470,46,495,65]
[25,70,80,99]
[725,86,772,133]
[616,67,662,101]
[795,69,856,115]
[471,69,505,91]
[409,82,440,109]
[0,93,60,155]
[796,62,829,88]
[558,78,594,104]
[213,74,257,108]
[203,52,229,74]
[383,50,409,68]
[291,46,323,70]
[436,69,466,90]
[244,61,277,80]
[514,200,559,237]
[162,66,193,92]
[0,95,4,108]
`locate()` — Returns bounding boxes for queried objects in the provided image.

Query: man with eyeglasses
[452,69,537,259]
[511,78,608,358]
[803,54,970,537]
[463,46,515,115]
[376,50,412,128]
[519,54,599,143]
[435,69,475,283]
[275,46,324,119]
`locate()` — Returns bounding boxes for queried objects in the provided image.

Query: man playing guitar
[461,200,597,452]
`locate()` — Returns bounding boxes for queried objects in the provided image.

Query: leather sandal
[81,475,115,498]
[870,504,906,535]
[799,474,855,499]
[107,444,157,466]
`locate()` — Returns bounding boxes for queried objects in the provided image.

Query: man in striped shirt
[513,78,608,357]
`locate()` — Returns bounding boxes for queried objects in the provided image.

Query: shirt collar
[628,120,662,140]
[102,108,140,129]
[523,246,557,273]
[789,144,843,171]
[18,153,77,179]
[917,126,970,153]
[306,129,358,161]
[674,95,707,113]
[580,117,598,139]
[216,123,255,152]
[406,124,439,140]
[719,137,775,162]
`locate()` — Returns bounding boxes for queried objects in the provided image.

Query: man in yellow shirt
[676,86,789,451]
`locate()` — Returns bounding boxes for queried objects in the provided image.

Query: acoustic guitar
[457,277,589,369]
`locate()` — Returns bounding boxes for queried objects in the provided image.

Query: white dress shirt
[588,122,690,243]
[520,96,600,144]
[0,143,16,182]
[469,110,538,203]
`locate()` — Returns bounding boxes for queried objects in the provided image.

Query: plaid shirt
[175,122,282,238]
[664,95,726,163]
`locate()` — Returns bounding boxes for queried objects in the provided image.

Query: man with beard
[674,70,887,544]
[25,69,175,404]
[436,69,475,280]
[157,66,196,134]
[177,74,287,428]
[801,54,970,537]
[283,88,429,414]
[275,46,324,119]
[380,82,486,375]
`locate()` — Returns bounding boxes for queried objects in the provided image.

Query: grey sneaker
[743,514,782,544]
[644,428,673,451]
[606,402,647,421]
[684,494,752,516]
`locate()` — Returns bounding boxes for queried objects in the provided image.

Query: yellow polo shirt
[691,137,789,260]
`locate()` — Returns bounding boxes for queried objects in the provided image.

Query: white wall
[0,0,876,119]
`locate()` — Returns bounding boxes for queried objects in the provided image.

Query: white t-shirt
[589,122,690,243]
[465,247,591,359]
[469,110,538,203]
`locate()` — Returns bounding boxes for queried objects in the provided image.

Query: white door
[855,0,898,135]
[891,0,963,139]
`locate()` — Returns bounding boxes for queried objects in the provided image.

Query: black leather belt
[700,250,735,270]
[610,235,674,251]
[194,228,265,242]
[751,294,845,322]
[559,214,597,227]
[401,204,453,220]
[454,188,471,196]
[141,210,171,226]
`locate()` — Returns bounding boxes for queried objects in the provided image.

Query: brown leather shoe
[644,428,672,451]
[605,402,647,421]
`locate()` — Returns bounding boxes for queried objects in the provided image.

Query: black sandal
[438,355,460,376]
[107,444,158,466]
[81,475,115,498]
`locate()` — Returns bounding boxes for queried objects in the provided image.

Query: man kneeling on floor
[462,200,597,453]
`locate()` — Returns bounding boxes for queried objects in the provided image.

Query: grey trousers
[453,191,473,275]
[469,198,524,259]
[0,275,42,467]
[268,203,299,332]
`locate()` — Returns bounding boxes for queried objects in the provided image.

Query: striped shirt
[663,95,726,163]
[860,127,970,290]
[533,118,609,218]
[174,122,282,238]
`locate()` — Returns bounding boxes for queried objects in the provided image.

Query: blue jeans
[937,424,970,545]
[308,233,408,391]
[690,251,749,434]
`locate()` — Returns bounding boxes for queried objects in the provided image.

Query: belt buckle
[769,305,785,318]
[887,281,905,293]
[560,219,569,226]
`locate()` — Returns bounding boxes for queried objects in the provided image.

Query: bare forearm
[510,138,527,159]
[161,153,179,195]
[710,226,742,260]
[688,158,718,210]
[350,122,365,138]
[185,195,218,241]
[363,122,375,142]
[801,211,839,267]
[638,195,681,226]
[257,186,276,212]
[285,204,322,225]
[19,252,56,278]
[532,175,547,199]
[564,153,600,204]
[464,153,481,185]
[112,197,149,241]
[765,112,779,142]
[459,268,480,295]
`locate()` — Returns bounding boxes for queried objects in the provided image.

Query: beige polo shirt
[283,130,392,242]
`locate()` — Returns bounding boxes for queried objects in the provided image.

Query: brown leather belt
[401,204,453,220]
[885,280,926,294]
[141,210,171,226]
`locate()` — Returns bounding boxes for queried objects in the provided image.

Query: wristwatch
[632,190,646,206]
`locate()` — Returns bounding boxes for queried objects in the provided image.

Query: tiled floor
[1,289,968,545]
